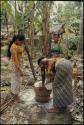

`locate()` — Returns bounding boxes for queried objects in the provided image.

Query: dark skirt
[53,59,73,108]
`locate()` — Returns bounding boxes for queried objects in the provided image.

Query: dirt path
[1,88,73,124]
[1,55,83,124]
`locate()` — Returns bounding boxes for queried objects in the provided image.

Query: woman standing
[7,34,26,102]
[50,33,63,58]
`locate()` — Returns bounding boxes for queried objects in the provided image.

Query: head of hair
[7,34,25,59]
[53,33,60,37]
[16,34,25,41]
[37,56,45,66]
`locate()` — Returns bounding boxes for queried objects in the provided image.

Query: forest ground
[1,45,83,124]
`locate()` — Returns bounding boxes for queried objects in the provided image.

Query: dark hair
[37,56,45,66]
[53,33,60,37]
[7,34,25,59]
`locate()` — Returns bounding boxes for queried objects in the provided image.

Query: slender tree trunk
[5,11,9,39]
[77,6,83,54]
[42,2,50,56]
[29,7,35,59]
[14,0,16,33]
[22,2,25,33]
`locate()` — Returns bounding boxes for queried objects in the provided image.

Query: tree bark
[5,11,9,39]
[42,2,50,56]
[14,0,16,33]
[77,6,83,54]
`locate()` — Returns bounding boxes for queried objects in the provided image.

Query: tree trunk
[42,2,50,56]
[5,11,9,39]
[77,6,83,54]
[14,0,16,33]
[28,9,35,59]
[30,24,35,59]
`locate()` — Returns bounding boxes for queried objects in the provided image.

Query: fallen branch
[0,97,15,114]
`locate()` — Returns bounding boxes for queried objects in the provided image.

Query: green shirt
[51,47,63,54]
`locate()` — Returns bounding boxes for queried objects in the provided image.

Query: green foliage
[52,1,82,35]
[15,9,23,29]
[1,1,13,18]
[63,34,80,56]
[1,1,82,53]
[67,36,79,51]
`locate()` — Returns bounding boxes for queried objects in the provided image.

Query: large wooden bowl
[34,85,52,102]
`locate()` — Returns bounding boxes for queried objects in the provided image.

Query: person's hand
[20,72,24,76]
[45,80,49,85]
[19,70,26,77]
[23,73,27,76]
[23,73,28,77]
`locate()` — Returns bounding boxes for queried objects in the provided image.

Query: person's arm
[41,68,45,87]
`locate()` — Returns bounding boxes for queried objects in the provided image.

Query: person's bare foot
[47,108,60,113]
[15,95,25,103]
[15,95,20,102]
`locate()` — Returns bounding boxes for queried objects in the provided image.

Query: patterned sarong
[53,59,73,108]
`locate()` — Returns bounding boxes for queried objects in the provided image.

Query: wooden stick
[0,97,14,113]
[24,40,37,81]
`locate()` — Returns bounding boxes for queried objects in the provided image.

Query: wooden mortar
[34,81,52,102]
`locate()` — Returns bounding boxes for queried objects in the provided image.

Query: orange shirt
[10,43,24,72]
